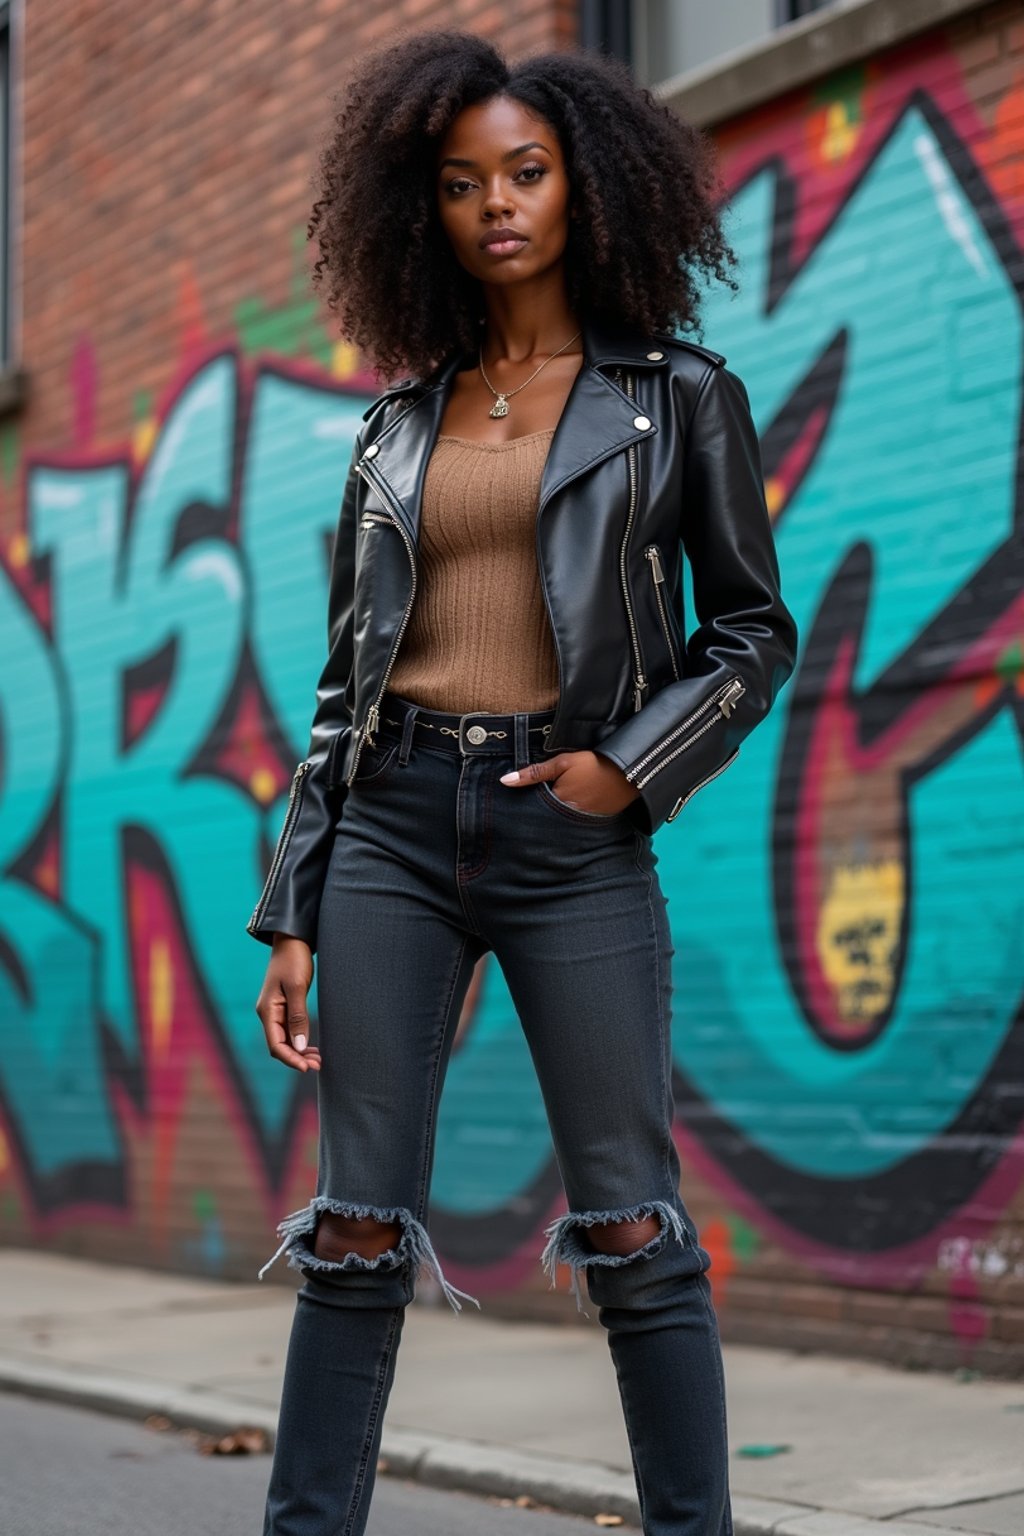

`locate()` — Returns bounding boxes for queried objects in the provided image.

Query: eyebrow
[438,141,552,171]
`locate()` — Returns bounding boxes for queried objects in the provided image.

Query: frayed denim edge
[540,1198,689,1318]
[256,1195,482,1315]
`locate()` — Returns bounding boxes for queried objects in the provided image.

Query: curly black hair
[306,29,739,381]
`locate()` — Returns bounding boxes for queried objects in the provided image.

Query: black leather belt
[377,690,557,756]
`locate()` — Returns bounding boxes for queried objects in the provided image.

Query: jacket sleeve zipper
[247,758,313,932]
[616,368,647,711]
[625,674,746,790]
[347,459,418,782]
[665,746,740,821]
[643,545,681,681]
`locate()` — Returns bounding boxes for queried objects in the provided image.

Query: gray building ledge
[655,0,992,127]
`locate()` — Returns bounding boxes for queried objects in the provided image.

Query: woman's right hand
[255,935,322,1072]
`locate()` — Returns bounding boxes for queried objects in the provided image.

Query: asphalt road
[1,1391,614,1535]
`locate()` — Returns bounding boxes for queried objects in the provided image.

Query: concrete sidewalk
[1,1250,1021,1536]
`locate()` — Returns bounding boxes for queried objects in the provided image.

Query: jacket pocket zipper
[617,368,647,711]
[248,758,313,931]
[643,545,681,681]
[347,460,418,782]
[625,675,745,790]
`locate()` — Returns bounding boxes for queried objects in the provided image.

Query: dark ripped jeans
[257,689,733,1536]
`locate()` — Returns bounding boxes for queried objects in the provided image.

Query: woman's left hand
[499,750,641,816]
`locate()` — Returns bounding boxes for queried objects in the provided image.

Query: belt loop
[399,703,417,765]
[514,712,530,771]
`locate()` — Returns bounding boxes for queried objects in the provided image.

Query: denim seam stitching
[415,933,470,1225]
[698,1269,734,1535]
[453,756,484,934]
[342,1304,403,1536]
[634,832,674,1193]
[459,765,495,879]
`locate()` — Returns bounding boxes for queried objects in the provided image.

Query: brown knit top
[387,428,560,713]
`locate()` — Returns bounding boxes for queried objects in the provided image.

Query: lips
[479,227,528,250]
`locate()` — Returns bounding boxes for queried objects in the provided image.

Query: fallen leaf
[199,1426,271,1456]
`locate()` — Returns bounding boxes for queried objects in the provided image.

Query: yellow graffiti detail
[7,532,29,569]
[822,101,859,163]
[331,341,360,380]
[133,416,157,463]
[818,859,903,1025]
[150,937,174,1060]
[250,766,278,805]
[764,476,784,521]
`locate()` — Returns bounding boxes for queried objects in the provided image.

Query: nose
[482,180,514,220]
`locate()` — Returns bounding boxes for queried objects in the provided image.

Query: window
[578,0,632,63]
[776,0,838,18]
[582,0,842,86]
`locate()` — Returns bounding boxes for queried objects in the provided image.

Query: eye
[443,163,548,197]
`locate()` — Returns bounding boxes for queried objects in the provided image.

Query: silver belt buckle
[458,711,492,752]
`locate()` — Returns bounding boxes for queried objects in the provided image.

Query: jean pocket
[536,780,626,824]
[350,738,400,786]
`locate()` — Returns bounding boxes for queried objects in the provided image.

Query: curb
[0,1355,957,1536]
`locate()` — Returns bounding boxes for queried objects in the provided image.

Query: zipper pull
[288,761,310,800]
[633,673,648,711]
[719,678,745,718]
[645,547,665,583]
[364,702,380,745]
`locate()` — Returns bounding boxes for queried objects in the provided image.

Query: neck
[478,271,581,364]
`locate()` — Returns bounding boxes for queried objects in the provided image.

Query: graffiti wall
[2,4,1023,1372]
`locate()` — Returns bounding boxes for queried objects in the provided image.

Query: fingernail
[500,771,520,783]
[294,1034,307,1052]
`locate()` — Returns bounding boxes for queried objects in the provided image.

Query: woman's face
[435,94,574,289]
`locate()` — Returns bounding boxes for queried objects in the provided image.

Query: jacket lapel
[359,314,667,545]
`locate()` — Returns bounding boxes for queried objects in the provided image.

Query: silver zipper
[248,758,313,931]
[643,545,680,681]
[359,512,393,528]
[617,368,647,711]
[347,460,418,783]
[666,747,739,821]
[626,675,745,789]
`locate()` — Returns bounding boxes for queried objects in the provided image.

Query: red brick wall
[11,0,575,464]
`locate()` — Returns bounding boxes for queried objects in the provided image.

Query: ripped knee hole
[583,1214,662,1256]
[256,1195,482,1314]
[540,1199,691,1315]
[314,1211,404,1262]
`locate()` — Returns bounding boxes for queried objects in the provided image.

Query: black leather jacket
[246,311,798,952]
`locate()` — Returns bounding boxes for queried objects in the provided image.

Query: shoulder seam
[655,333,726,367]
[681,361,720,465]
[360,378,421,422]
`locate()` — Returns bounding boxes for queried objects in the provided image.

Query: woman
[248,28,797,1536]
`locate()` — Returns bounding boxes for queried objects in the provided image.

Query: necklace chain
[478,329,582,419]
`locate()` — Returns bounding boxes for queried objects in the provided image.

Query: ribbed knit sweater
[387,428,560,713]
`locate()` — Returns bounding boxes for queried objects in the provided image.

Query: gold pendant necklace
[479,329,581,419]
